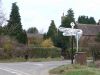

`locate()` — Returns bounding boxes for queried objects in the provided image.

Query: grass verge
[0,57,62,63]
[49,64,100,75]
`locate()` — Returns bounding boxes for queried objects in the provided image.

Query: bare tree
[0,0,6,26]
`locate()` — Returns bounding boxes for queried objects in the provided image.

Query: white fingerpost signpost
[59,22,83,52]
[59,22,83,64]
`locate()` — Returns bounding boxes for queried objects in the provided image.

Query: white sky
[2,0,100,33]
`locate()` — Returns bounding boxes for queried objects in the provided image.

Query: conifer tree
[78,16,96,24]
[7,2,27,44]
[47,20,57,43]
[89,17,96,24]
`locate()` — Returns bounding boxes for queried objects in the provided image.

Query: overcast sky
[2,0,100,33]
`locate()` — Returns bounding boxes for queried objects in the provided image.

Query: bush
[41,38,54,48]
[90,43,100,60]
[3,41,13,51]
[0,45,61,59]
[13,47,61,58]
[2,36,14,58]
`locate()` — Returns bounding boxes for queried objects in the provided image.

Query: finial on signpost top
[70,22,75,29]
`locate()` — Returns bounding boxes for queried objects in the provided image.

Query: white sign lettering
[59,26,83,52]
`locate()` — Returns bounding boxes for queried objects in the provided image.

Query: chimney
[61,13,65,23]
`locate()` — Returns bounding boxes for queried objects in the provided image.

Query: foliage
[0,0,6,35]
[46,20,57,42]
[0,26,3,35]
[54,8,75,59]
[3,40,13,51]
[7,2,22,35]
[89,17,96,24]
[2,36,13,51]
[1,36,14,58]
[56,8,75,49]
[13,47,61,58]
[95,32,100,42]
[30,47,61,58]
[43,33,48,39]
[78,16,96,24]
[43,20,57,47]
[64,70,94,75]
[0,0,6,26]
[94,33,100,59]
[49,64,99,75]
[90,44,100,60]
[0,57,62,62]
[69,48,76,56]
[6,2,27,44]
[16,30,28,44]
[28,35,43,47]
[27,27,38,34]
[41,38,54,48]
[0,44,61,59]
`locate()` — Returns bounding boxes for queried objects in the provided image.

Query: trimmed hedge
[0,47,61,59]
[13,47,61,58]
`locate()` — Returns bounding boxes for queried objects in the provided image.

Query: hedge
[12,47,61,58]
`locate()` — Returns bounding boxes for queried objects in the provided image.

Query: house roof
[77,24,100,36]
[27,33,43,38]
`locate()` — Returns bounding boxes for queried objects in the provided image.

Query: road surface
[0,60,71,75]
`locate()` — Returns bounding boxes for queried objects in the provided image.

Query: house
[27,33,43,45]
[76,24,100,48]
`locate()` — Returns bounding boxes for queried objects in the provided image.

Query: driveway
[0,60,71,75]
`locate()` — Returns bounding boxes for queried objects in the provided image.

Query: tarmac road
[0,60,71,75]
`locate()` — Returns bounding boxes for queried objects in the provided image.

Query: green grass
[0,57,62,63]
[49,64,100,75]
[0,57,26,63]
[64,70,94,75]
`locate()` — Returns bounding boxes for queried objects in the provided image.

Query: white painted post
[76,33,78,52]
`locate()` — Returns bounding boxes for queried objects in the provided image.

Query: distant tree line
[78,16,96,24]
[27,27,38,34]
[44,9,98,60]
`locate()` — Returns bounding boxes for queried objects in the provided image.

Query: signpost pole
[70,22,75,64]
[76,33,78,52]
[58,22,83,64]
[71,35,74,64]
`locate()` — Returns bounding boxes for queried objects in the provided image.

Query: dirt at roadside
[95,60,100,68]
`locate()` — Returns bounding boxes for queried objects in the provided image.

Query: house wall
[79,35,96,47]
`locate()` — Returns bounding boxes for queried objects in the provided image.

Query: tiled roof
[77,24,100,36]
[27,33,43,38]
